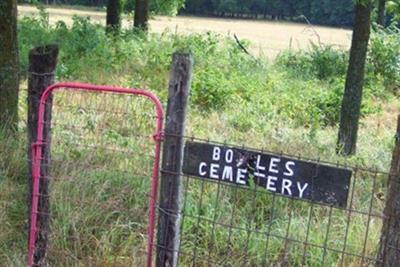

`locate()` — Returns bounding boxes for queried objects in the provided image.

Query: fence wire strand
[29,85,162,267]
[157,135,395,266]
[28,85,399,266]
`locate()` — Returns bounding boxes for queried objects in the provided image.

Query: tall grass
[0,8,398,266]
[0,129,28,266]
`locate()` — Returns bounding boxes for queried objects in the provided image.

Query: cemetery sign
[182,142,352,208]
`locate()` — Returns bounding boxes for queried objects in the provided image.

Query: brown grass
[18,5,352,58]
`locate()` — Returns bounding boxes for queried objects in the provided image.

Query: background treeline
[19,0,355,26]
[18,0,108,5]
[181,0,355,26]
[18,0,185,15]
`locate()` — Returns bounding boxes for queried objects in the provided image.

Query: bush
[368,24,400,91]
[18,10,267,111]
[311,79,344,126]
[276,26,400,94]
[17,9,393,128]
[274,42,393,126]
[276,44,348,80]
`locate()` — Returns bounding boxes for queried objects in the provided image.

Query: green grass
[0,9,399,266]
[0,129,28,267]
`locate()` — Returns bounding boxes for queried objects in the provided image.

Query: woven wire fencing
[27,85,396,266]
[164,137,390,266]
[30,87,160,266]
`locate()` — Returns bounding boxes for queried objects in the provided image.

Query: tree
[181,0,355,26]
[106,0,122,33]
[151,0,186,15]
[0,0,19,132]
[134,0,150,30]
[337,1,372,156]
[376,115,400,267]
[377,0,386,25]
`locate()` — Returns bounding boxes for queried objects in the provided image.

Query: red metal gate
[28,82,163,267]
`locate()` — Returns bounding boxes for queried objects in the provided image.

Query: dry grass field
[18,5,352,58]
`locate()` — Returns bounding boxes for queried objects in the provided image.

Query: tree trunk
[134,0,149,30]
[376,115,400,267]
[0,0,19,131]
[377,0,386,26]
[336,2,372,156]
[106,0,121,33]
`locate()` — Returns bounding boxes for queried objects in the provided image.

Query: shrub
[191,67,233,110]
[276,43,348,80]
[17,8,392,127]
[368,24,400,91]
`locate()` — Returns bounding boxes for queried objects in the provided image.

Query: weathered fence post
[156,52,193,267]
[27,44,59,267]
[377,114,400,267]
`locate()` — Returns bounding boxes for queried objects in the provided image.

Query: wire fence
[27,83,398,266]
[157,136,391,266]
[28,84,163,266]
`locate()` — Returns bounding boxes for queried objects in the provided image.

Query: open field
[18,5,352,58]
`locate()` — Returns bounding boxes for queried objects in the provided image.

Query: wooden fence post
[377,114,400,267]
[27,44,59,267]
[156,52,193,267]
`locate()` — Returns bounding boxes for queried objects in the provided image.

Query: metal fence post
[27,44,58,267]
[377,114,400,267]
[156,52,193,267]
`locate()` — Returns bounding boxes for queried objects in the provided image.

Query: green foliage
[368,24,400,91]
[18,11,266,110]
[151,0,186,15]
[311,79,345,126]
[18,0,185,17]
[387,0,400,21]
[3,10,399,266]
[0,129,26,183]
[275,41,394,126]
[18,0,400,26]
[0,129,27,265]
[18,9,397,127]
[124,0,185,15]
[276,44,348,80]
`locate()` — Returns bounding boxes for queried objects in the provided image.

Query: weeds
[368,23,400,92]
[1,9,399,266]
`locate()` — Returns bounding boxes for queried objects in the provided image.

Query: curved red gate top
[28,82,164,267]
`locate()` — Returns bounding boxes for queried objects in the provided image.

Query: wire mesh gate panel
[28,83,163,267]
[172,137,390,266]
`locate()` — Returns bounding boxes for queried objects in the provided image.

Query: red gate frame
[28,82,164,267]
